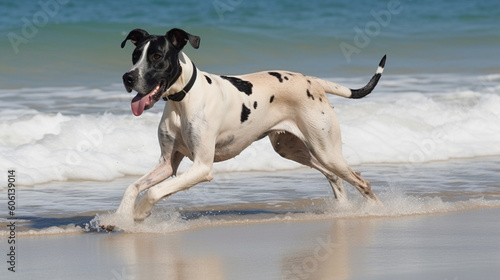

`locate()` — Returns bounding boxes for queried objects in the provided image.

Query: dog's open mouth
[130,79,167,116]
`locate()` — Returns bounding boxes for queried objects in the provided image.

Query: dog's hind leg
[311,137,381,204]
[269,132,347,200]
[316,146,380,204]
[297,109,381,204]
[323,171,347,201]
[315,148,380,203]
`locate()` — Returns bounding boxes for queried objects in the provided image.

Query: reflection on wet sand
[101,233,224,280]
[98,216,380,280]
[12,208,500,279]
[281,218,377,280]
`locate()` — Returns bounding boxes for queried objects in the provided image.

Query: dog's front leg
[115,151,184,217]
[114,160,171,218]
[133,152,215,221]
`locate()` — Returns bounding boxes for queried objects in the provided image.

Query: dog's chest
[213,133,255,162]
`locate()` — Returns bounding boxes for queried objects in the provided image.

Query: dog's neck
[164,52,197,102]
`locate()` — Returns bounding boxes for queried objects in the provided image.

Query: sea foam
[87,191,500,234]
[1,74,499,186]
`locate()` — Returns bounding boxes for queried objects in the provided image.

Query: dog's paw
[99,224,116,232]
[95,212,135,232]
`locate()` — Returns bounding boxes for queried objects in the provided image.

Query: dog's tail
[316,55,386,99]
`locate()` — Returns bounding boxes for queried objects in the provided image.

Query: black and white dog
[112,28,385,222]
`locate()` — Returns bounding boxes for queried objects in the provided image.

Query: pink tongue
[131,93,150,116]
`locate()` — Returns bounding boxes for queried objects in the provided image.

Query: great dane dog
[112,28,386,223]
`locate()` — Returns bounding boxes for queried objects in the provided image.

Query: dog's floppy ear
[166,28,200,50]
[121,29,149,48]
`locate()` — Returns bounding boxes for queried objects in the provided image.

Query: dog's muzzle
[129,79,167,116]
[122,72,136,93]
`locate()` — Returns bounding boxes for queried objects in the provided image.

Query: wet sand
[3,157,500,279]
[4,207,500,280]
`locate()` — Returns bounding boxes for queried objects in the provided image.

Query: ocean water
[1,0,500,233]
[2,0,500,88]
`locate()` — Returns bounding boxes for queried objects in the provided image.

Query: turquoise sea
[1,0,500,200]
[1,0,499,88]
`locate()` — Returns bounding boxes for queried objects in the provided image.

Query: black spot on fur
[268,72,283,83]
[319,97,323,102]
[284,76,289,81]
[240,104,251,123]
[220,75,253,96]
[307,89,315,100]
[253,101,258,109]
[205,75,212,84]
[270,95,275,103]
[307,80,311,85]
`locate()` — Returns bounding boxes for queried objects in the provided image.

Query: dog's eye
[152,54,162,61]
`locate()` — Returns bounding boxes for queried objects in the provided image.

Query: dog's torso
[159,56,336,163]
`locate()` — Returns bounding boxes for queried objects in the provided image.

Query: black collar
[165,61,197,102]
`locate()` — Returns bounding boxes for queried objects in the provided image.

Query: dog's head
[121,28,200,116]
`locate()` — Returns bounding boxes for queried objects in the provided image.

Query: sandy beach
[2,157,500,279]
[3,207,499,279]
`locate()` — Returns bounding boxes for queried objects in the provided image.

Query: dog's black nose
[122,72,136,92]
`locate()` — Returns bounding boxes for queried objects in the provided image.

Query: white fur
[376,65,384,74]
[128,41,149,74]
